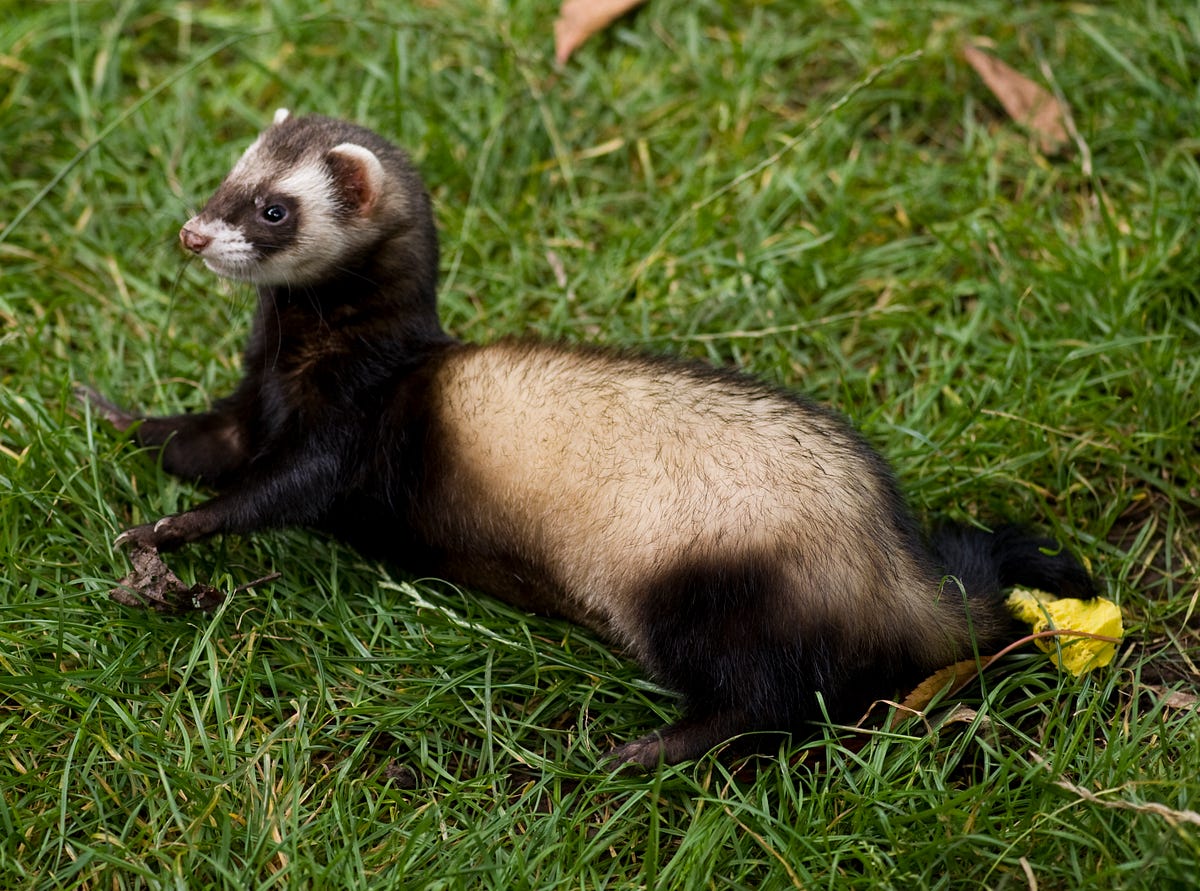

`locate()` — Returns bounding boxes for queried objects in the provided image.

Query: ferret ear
[272,107,291,125]
[325,143,384,216]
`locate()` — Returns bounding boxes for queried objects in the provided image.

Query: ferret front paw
[114,516,187,552]
[601,735,665,771]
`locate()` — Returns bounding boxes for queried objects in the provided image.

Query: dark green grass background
[1,1,1198,888]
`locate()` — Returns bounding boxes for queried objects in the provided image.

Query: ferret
[85,110,1095,768]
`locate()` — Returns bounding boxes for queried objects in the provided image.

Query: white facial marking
[273,107,291,125]
[184,216,258,281]
[195,137,392,287]
[245,159,342,285]
[274,159,332,209]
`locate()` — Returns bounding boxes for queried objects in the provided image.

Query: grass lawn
[2,0,1198,887]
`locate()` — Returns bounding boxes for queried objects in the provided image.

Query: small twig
[1033,755,1200,828]
[234,571,282,594]
[991,628,1123,661]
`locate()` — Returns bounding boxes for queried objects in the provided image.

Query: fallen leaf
[1142,684,1200,711]
[110,542,225,613]
[899,657,998,715]
[1007,588,1124,676]
[554,0,648,65]
[964,45,1069,154]
[937,703,985,729]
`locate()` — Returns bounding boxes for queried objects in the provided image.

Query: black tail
[931,523,1096,604]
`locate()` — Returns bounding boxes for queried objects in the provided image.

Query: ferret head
[180,109,432,288]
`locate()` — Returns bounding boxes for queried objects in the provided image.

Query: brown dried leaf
[1142,683,1200,711]
[899,657,994,714]
[110,542,225,613]
[938,703,983,728]
[964,45,1069,154]
[554,0,648,65]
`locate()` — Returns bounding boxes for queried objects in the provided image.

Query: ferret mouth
[180,218,263,282]
[199,253,261,282]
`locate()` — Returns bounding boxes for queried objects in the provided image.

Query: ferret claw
[114,520,169,550]
[75,384,138,431]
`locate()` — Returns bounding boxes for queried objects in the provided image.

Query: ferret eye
[262,204,288,223]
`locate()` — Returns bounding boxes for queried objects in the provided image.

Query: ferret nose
[180,224,211,254]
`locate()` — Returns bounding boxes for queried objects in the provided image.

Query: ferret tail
[928,522,1097,652]
[931,523,1096,601]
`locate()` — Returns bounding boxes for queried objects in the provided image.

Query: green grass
[2,0,1199,887]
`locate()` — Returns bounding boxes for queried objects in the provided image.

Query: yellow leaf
[1007,588,1124,676]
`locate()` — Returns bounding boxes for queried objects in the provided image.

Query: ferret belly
[422,342,926,647]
